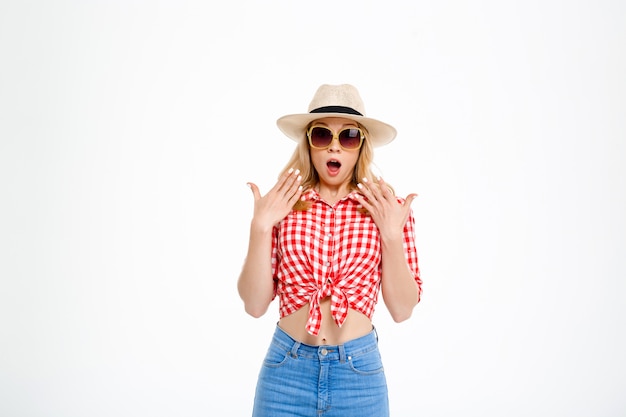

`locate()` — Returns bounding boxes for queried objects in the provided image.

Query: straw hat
[276,84,397,147]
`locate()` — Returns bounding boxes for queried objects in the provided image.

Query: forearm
[380,235,419,322]
[237,222,276,317]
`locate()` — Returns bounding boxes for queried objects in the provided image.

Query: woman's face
[308,117,362,189]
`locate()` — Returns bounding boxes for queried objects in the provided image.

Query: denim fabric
[252,325,389,417]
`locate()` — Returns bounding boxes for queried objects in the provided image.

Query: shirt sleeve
[403,208,422,301]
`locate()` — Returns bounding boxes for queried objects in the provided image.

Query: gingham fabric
[272,189,421,336]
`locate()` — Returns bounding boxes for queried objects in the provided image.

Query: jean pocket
[348,349,384,375]
[262,343,290,368]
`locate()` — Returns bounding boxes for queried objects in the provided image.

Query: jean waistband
[271,324,379,362]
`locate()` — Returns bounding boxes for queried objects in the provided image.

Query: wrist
[250,218,275,234]
[378,225,404,242]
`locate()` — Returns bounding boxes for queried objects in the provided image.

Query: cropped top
[271,189,421,336]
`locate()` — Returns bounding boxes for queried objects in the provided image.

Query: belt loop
[290,341,301,358]
[373,326,379,343]
[338,344,347,363]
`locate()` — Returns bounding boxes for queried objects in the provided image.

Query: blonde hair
[279,123,395,211]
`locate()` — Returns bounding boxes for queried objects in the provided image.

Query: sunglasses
[307,125,365,150]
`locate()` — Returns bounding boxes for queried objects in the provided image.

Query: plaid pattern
[272,189,421,336]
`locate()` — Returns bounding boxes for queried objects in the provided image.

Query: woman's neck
[316,183,352,205]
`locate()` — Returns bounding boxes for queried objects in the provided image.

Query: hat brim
[276,113,397,148]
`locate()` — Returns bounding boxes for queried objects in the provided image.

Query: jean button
[321,348,328,356]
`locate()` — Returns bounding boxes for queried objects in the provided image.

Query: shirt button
[321,348,328,356]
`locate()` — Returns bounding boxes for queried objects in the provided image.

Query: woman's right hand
[239,169,301,317]
[247,168,303,230]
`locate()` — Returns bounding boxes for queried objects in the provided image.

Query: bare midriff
[278,296,374,346]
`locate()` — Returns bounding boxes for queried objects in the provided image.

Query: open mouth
[327,159,342,174]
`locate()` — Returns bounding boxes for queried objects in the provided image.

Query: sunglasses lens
[338,128,362,149]
[309,127,333,148]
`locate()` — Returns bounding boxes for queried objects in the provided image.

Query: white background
[1,1,625,416]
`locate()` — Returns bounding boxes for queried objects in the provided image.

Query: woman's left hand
[355,177,417,241]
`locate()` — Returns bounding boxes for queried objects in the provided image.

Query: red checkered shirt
[271,189,421,336]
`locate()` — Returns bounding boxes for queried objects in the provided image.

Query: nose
[327,136,342,151]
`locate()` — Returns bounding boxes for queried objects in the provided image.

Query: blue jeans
[252,325,389,417]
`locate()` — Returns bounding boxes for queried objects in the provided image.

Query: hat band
[309,106,363,116]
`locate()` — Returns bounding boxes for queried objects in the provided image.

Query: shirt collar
[302,188,362,204]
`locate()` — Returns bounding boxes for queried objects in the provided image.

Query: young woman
[238,84,422,417]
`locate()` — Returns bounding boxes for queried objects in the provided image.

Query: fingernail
[362,177,368,183]
[294,169,300,175]
[297,175,302,181]
[357,183,363,189]
[288,168,294,174]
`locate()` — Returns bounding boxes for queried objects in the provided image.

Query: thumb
[247,182,261,200]
[404,193,418,207]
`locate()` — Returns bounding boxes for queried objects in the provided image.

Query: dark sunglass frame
[307,125,365,150]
